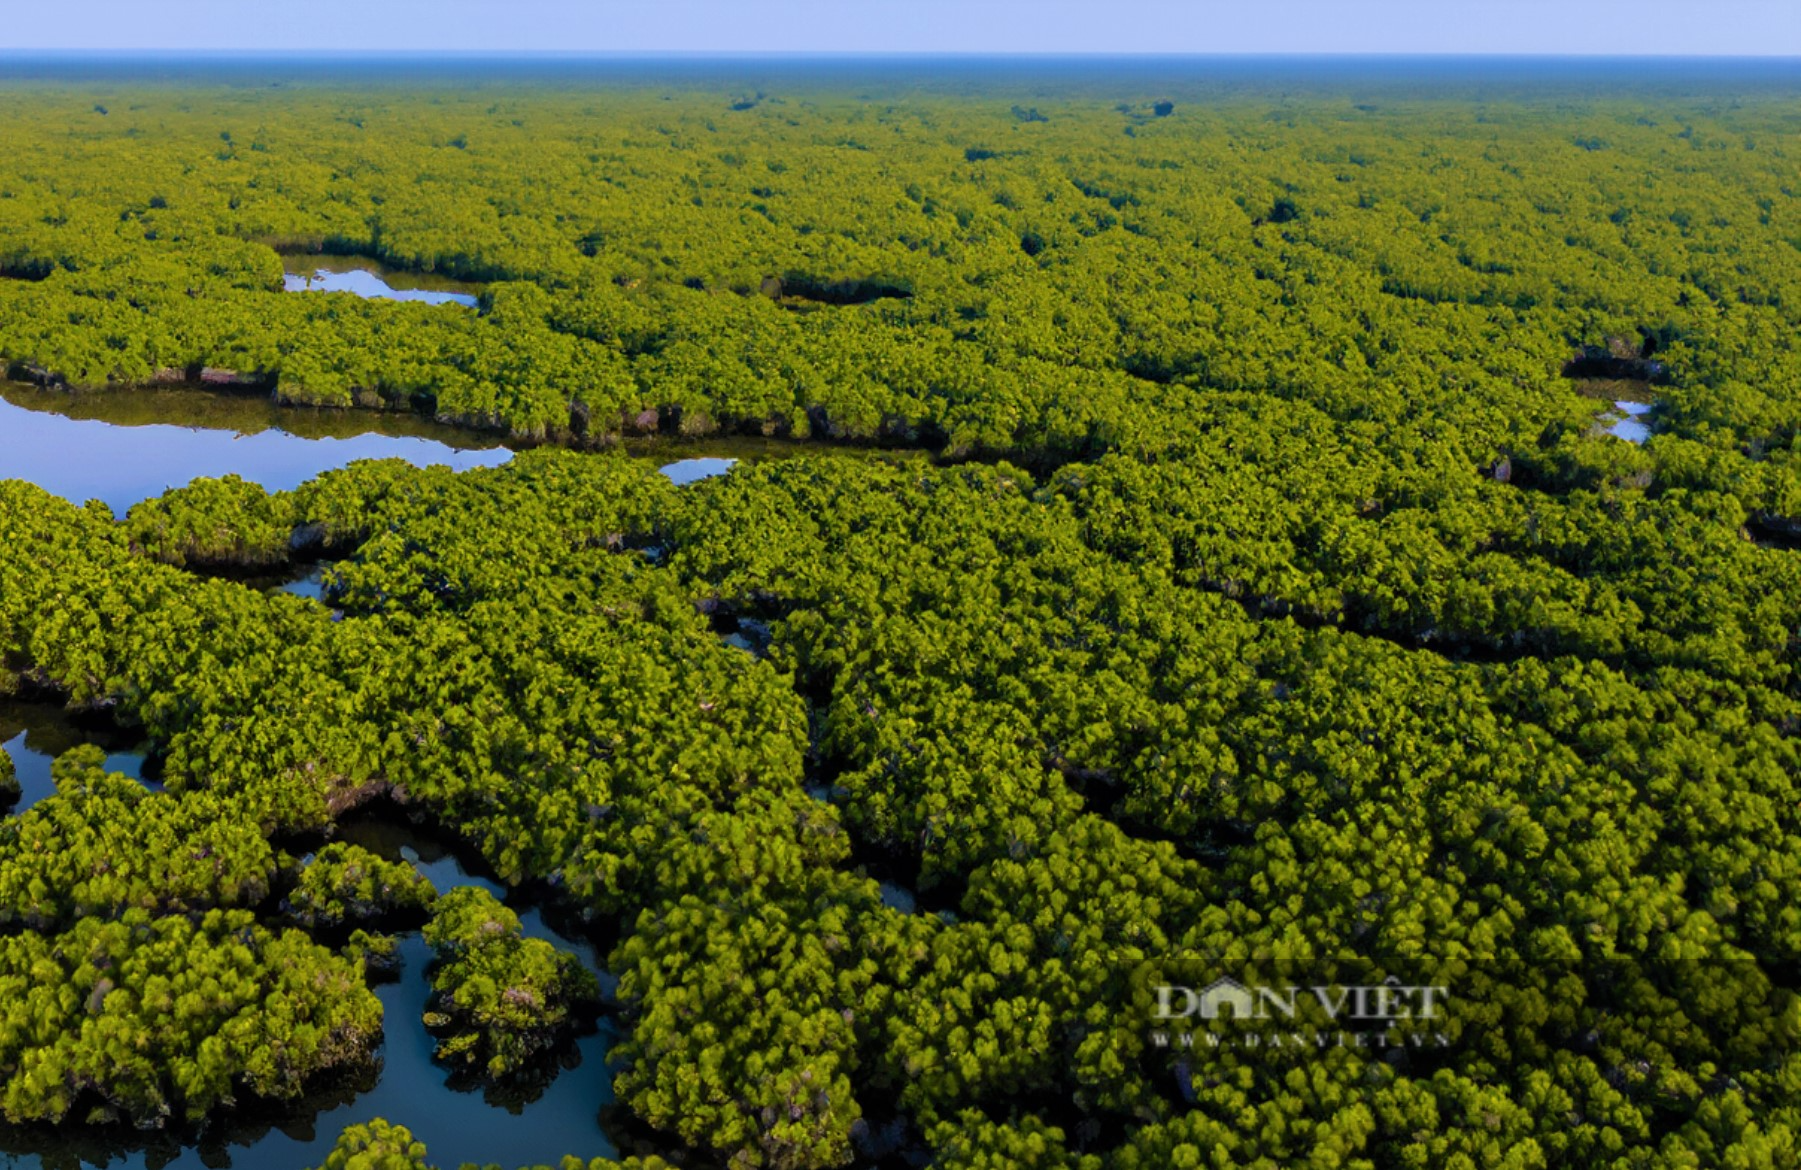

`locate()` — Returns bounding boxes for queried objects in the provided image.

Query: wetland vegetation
[0,56,1798,1170]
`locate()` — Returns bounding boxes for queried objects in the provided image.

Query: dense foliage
[310,1120,432,1170]
[1,65,1799,1170]
[0,69,1790,496]
[125,474,299,570]
[421,886,600,1083]
[0,908,378,1128]
[288,842,439,932]
[0,745,381,1127]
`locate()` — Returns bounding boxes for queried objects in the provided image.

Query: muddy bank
[8,360,274,396]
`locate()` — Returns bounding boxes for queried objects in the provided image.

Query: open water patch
[0,386,512,514]
[660,456,737,485]
[0,701,152,811]
[1601,399,1652,444]
[278,564,328,601]
[282,257,480,308]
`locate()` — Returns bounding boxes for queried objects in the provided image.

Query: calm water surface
[0,702,151,811]
[279,565,328,601]
[660,457,737,486]
[1606,400,1652,444]
[282,257,481,308]
[0,383,906,1162]
[0,386,512,514]
[0,384,915,513]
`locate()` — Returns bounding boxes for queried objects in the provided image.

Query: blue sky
[5,1,1798,55]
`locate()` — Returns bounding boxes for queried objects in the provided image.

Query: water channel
[0,384,770,514]
[0,376,799,1167]
[0,707,619,1170]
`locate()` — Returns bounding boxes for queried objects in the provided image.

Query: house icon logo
[1197,977,1256,1020]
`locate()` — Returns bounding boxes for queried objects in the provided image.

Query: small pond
[660,456,737,486]
[282,257,481,308]
[879,881,919,914]
[720,617,770,656]
[1604,400,1652,444]
[279,564,328,601]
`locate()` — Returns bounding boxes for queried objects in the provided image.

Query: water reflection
[0,701,150,812]
[278,564,328,602]
[335,814,610,987]
[0,785,619,1170]
[719,617,771,658]
[660,457,737,486]
[879,881,919,914]
[282,258,480,308]
[1607,400,1652,444]
[0,946,619,1170]
[0,387,512,515]
[1,383,922,515]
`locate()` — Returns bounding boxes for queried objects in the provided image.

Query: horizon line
[2,49,1798,61]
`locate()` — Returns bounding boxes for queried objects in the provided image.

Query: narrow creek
[0,709,620,1170]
